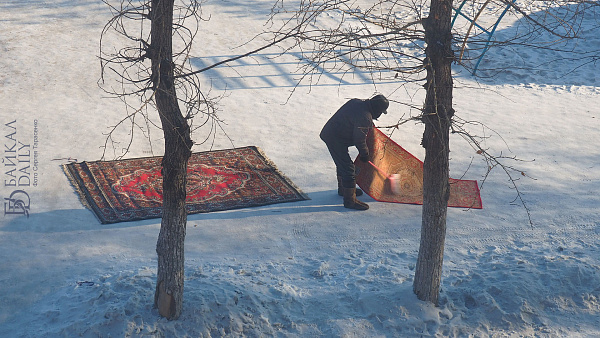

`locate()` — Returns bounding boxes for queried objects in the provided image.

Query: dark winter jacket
[319,99,374,157]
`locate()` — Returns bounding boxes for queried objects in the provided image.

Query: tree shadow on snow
[454,4,599,87]
[0,0,107,25]
[0,190,352,232]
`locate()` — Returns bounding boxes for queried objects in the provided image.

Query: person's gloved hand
[359,153,369,163]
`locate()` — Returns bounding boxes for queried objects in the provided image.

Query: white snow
[1,0,599,337]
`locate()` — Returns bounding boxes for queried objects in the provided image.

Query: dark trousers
[323,139,356,188]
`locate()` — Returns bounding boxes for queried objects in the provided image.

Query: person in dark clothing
[320,94,389,210]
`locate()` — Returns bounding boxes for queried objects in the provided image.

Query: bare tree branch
[99,0,229,159]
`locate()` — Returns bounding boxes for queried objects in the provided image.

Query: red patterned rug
[64,147,309,224]
[355,128,482,209]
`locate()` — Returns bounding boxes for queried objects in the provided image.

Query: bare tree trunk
[413,0,454,306]
[151,0,193,320]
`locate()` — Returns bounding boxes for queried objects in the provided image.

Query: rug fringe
[61,163,106,224]
[252,146,311,201]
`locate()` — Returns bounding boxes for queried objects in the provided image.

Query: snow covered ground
[1,0,599,336]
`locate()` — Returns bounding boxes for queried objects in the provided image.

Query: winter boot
[338,176,362,196]
[342,187,369,210]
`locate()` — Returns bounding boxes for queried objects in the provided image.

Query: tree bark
[413,0,454,306]
[151,0,193,320]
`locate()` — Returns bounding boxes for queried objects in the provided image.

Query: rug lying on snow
[355,128,482,209]
[63,146,309,224]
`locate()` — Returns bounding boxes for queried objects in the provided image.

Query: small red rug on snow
[63,147,309,224]
[355,128,482,209]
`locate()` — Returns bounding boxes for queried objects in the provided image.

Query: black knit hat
[369,94,389,115]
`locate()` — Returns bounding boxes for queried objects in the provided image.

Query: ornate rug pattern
[355,128,483,209]
[64,147,309,224]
